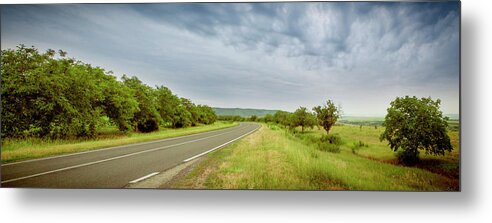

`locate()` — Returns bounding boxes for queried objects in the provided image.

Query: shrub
[353,140,369,148]
[351,140,369,154]
[317,141,341,153]
[137,119,159,133]
[320,134,342,145]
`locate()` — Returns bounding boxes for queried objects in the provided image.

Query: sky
[0,2,460,115]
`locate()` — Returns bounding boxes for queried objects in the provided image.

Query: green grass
[1,121,238,163]
[173,123,459,191]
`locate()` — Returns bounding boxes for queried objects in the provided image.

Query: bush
[320,134,342,145]
[351,140,369,154]
[317,141,341,153]
[137,119,159,133]
[353,140,368,148]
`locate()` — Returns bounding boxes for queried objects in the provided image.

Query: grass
[173,123,459,191]
[1,121,238,163]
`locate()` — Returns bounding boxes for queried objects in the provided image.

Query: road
[1,122,260,188]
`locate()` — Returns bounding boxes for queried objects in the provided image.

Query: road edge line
[129,172,160,184]
[183,124,261,162]
[1,126,247,184]
[2,123,243,167]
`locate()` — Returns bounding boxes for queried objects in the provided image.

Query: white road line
[183,124,260,162]
[1,126,247,184]
[129,172,160,184]
[1,123,243,167]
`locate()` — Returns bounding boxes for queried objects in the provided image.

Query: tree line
[260,100,342,135]
[1,45,217,139]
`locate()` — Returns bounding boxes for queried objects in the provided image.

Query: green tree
[313,100,341,135]
[249,115,258,122]
[180,98,199,126]
[1,45,217,138]
[171,105,192,128]
[380,96,453,165]
[1,45,110,138]
[263,114,274,123]
[273,111,292,127]
[292,107,317,132]
[154,86,180,127]
[99,74,139,131]
[196,105,217,125]
[122,75,161,132]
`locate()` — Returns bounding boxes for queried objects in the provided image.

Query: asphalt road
[1,122,260,188]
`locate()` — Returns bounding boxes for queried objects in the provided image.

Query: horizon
[212,107,459,118]
[1,2,460,114]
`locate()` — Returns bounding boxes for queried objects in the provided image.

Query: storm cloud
[0,2,460,115]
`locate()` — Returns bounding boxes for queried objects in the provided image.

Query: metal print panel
[0,1,460,191]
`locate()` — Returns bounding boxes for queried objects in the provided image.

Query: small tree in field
[292,107,317,132]
[380,96,453,165]
[313,100,341,134]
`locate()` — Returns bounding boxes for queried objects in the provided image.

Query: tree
[122,75,161,132]
[263,114,274,123]
[1,45,218,138]
[313,100,341,134]
[249,115,258,122]
[379,96,453,165]
[273,111,292,127]
[180,98,199,126]
[1,45,114,138]
[154,86,180,127]
[196,105,217,125]
[100,75,139,132]
[292,107,317,132]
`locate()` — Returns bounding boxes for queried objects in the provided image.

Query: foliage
[262,114,274,123]
[218,115,245,122]
[313,100,341,135]
[122,75,162,132]
[380,96,453,165]
[291,107,317,132]
[249,115,258,122]
[154,86,180,126]
[196,105,217,125]
[320,134,343,145]
[272,111,293,127]
[351,140,369,154]
[317,141,341,153]
[1,45,217,139]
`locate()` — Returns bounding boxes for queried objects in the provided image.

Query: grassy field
[1,121,238,163]
[173,123,459,191]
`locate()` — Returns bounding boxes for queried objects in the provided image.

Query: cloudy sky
[1,2,460,115]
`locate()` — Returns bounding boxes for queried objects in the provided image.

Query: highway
[1,122,260,188]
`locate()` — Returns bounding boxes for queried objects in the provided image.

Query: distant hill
[213,107,278,117]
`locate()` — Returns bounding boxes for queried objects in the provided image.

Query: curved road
[1,122,260,188]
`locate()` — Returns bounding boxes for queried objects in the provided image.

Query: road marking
[129,172,160,184]
[1,126,249,184]
[1,123,243,167]
[183,124,260,162]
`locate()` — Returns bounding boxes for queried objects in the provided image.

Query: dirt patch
[159,157,211,189]
[125,158,203,189]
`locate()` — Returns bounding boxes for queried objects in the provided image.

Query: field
[172,122,459,191]
[1,121,238,163]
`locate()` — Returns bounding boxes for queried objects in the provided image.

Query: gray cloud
[1,2,459,115]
